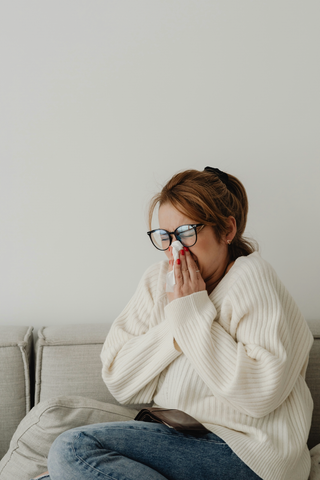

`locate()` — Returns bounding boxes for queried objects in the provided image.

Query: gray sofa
[0,321,319,479]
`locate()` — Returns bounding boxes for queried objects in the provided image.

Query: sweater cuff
[164,291,217,334]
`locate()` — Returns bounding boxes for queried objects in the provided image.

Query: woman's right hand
[167,247,206,303]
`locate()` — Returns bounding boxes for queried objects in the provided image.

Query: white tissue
[166,240,184,292]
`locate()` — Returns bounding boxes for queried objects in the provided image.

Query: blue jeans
[41,420,262,480]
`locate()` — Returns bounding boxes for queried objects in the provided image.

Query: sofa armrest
[0,396,138,480]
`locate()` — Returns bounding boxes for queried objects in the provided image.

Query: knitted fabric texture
[101,252,314,480]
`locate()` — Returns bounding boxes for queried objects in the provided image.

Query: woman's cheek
[190,251,200,268]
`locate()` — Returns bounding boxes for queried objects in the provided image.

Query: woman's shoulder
[227,252,304,315]
[232,251,276,280]
[225,251,283,298]
[227,253,313,349]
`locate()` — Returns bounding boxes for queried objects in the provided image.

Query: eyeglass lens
[150,225,198,251]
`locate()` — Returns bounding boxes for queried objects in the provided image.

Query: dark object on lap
[134,408,211,436]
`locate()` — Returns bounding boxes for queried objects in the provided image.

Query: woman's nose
[171,233,178,242]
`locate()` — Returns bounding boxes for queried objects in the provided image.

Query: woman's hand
[167,247,206,303]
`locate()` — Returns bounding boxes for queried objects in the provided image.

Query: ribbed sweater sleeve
[100,262,180,405]
[165,254,314,418]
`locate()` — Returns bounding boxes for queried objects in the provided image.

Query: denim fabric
[43,421,262,480]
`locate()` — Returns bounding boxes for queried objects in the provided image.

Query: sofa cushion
[0,395,138,480]
[0,326,33,460]
[34,324,118,405]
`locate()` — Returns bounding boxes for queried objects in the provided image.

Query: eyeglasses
[147,224,205,251]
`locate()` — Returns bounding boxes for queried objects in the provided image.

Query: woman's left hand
[167,247,206,303]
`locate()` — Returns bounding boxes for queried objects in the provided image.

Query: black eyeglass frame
[147,224,205,251]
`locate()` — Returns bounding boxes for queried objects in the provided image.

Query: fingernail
[176,259,181,265]
[183,247,189,251]
[180,249,185,256]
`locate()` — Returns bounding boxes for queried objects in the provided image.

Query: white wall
[1,1,319,332]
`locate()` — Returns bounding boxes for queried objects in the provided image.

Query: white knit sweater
[101,252,314,480]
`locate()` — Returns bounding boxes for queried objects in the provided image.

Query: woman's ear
[225,216,237,244]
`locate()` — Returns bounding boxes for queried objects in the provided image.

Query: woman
[44,167,313,480]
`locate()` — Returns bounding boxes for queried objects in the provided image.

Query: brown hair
[148,168,257,261]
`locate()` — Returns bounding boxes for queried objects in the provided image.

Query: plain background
[0,1,319,334]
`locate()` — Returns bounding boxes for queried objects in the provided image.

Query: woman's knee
[47,428,79,475]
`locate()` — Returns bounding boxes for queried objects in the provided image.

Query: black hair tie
[204,166,229,188]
